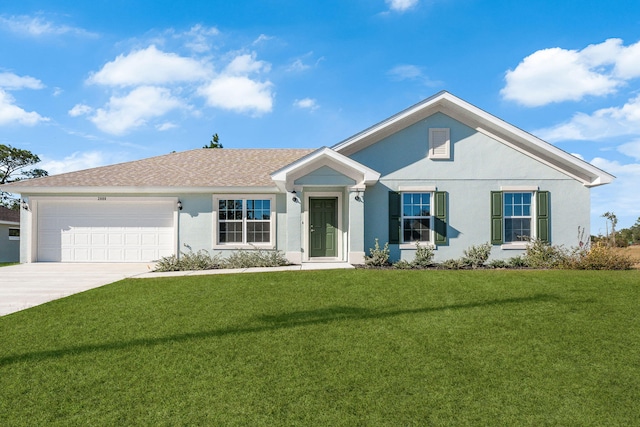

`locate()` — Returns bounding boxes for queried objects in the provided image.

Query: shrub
[393,259,413,269]
[524,239,567,269]
[488,259,508,269]
[439,258,464,270]
[462,242,492,268]
[222,248,290,269]
[564,241,634,270]
[154,250,222,272]
[365,239,390,267]
[154,248,288,272]
[508,256,529,268]
[412,242,435,268]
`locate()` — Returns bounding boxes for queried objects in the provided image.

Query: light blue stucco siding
[294,166,356,186]
[0,224,20,262]
[350,112,591,262]
[179,193,289,258]
[176,194,213,254]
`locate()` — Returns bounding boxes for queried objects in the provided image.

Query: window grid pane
[218,198,272,245]
[401,192,432,242]
[504,192,533,242]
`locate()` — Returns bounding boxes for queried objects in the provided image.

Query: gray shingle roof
[4,148,314,189]
[0,206,19,223]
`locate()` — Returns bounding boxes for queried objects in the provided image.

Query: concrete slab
[0,263,152,316]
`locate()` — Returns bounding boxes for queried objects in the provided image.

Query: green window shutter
[491,191,503,245]
[537,191,550,243]
[388,191,401,244]
[434,191,448,245]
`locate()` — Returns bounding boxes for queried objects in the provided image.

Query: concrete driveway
[0,263,152,316]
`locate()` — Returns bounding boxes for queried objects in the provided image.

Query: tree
[203,133,223,149]
[601,211,618,247]
[0,144,48,208]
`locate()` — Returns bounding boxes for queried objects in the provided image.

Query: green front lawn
[1,270,639,425]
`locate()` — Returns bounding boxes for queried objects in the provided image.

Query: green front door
[309,198,337,258]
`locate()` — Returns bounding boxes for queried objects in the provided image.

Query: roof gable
[271,147,380,191]
[332,91,614,187]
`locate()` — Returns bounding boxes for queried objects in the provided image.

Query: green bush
[413,242,435,268]
[154,248,288,272]
[222,248,289,269]
[488,259,508,269]
[393,259,413,269]
[365,238,390,267]
[508,255,529,268]
[524,239,567,269]
[462,242,492,268]
[154,250,222,272]
[439,258,465,270]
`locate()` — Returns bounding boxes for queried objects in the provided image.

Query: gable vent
[429,128,450,159]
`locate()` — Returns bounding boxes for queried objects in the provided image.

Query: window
[217,197,273,245]
[491,190,549,245]
[9,228,20,240]
[389,191,447,245]
[429,128,450,159]
[504,192,532,242]
[402,193,432,242]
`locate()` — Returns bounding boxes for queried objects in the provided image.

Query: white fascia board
[10,185,282,195]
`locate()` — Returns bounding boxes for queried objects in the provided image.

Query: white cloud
[0,89,48,126]
[386,0,419,12]
[89,86,183,135]
[0,14,94,37]
[294,98,319,111]
[87,45,210,87]
[224,53,270,75]
[387,64,441,87]
[286,59,310,73]
[618,140,640,161]
[198,76,273,115]
[502,47,620,107]
[536,95,640,141]
[38,151,111,175]
[184,24,219,53]
[157,122,178,131]
[253,34,273,45]
[0,72,44,90]
[68,104,93,117]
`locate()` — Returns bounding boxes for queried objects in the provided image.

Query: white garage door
[37,199,176,262]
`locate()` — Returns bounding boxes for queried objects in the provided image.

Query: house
[1,91,614,265]
[0,205,20,263]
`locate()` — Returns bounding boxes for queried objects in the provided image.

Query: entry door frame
[304,191,343,261]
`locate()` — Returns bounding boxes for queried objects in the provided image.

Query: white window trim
[400,191,435,247]
[501,191,536,249]
[212,194,276,249]
[428,128,451,160]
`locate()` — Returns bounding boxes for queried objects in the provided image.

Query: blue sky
[1,0,639,231]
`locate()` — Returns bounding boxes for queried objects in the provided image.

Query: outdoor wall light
[355,190,363,202]
[291,190,299,203]
[21,200,30,211]
[177,200,183,210]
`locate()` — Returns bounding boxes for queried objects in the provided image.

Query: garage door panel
[38,200,175,262]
